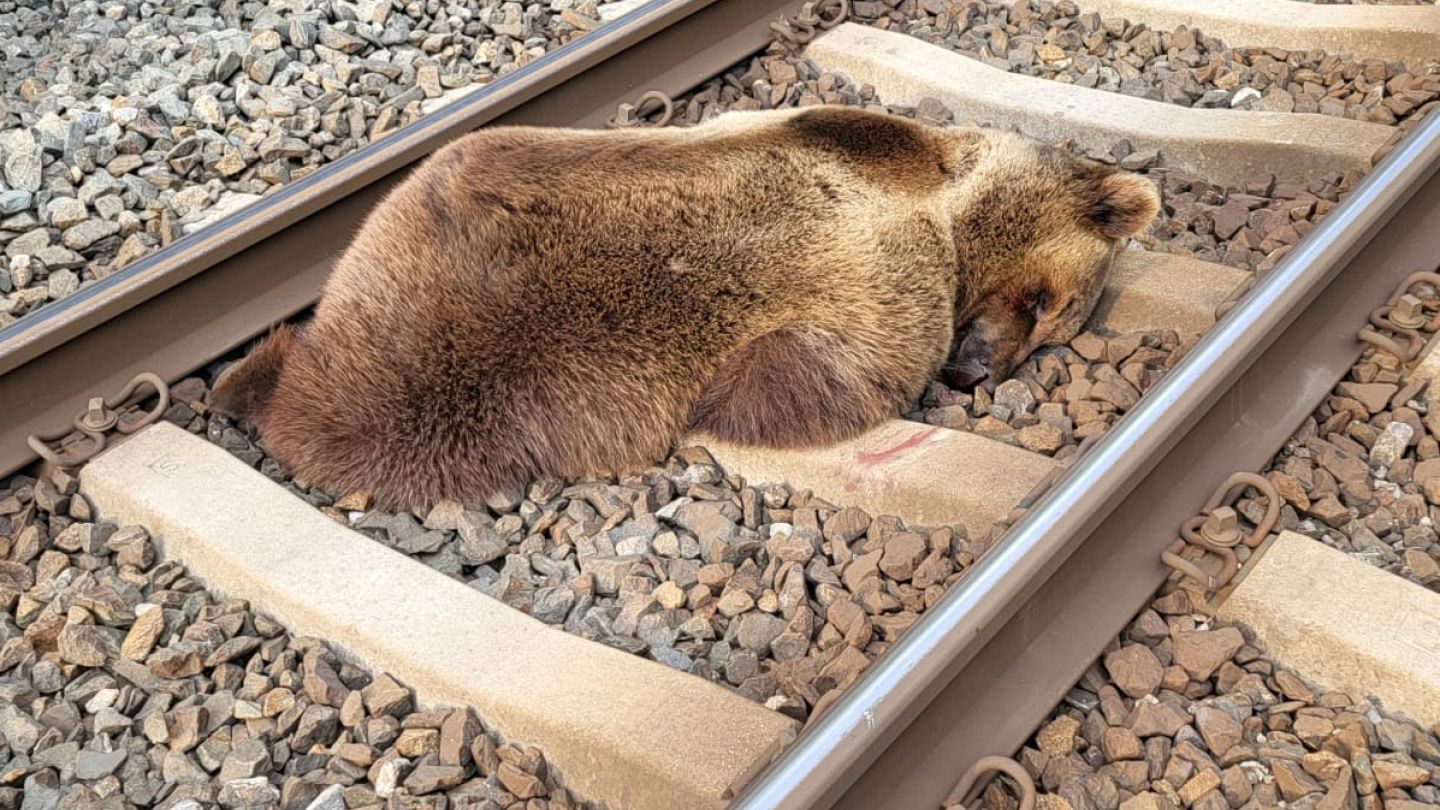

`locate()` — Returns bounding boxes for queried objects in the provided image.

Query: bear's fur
[212,106,1159,510]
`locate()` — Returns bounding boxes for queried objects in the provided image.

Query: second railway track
[3,0,1440,808]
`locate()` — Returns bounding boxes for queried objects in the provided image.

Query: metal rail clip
[1161,472,1280,592]
[607,89,676,129]
[607,0,849,129]
[1357,269,1440,364]
[26,372,171,467]
[943,755,1036,810]
[769,0,848,45]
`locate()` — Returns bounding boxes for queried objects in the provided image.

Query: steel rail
[0,0,804,476]
[732,110,1440,808]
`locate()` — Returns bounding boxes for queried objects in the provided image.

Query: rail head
[730,103,1440,810]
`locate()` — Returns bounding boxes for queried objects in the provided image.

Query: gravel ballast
[0,466,595,809]
[997,579,1440,810]
[851,0,1440,126]
[908,328,1192,458]
[0,0,627,327]
[1256,288,1440,594]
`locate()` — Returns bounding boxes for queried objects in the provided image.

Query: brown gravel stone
[1036,715,1080,756]
[148,645,203,678]
[1177,768,1221,805]
[1071,333,1107,362]
[826,599,872,648]
[1337,382,1398,414]
[335,490,372,511]
[302,648,349,707]
[1129,698,1190,737]
[120,599,166,657]
[498,761,548,799]
[1018,422,1066,453]
[1304,750,1350,782]
[1104,644,1164,698]
[395,727,439,758]
[403,764,467,794]
[823,507,871,544]
[841,548,883,592]
[878,532,927,580]
[1405,548,1440,581]
[1220,766,1252,806]
[1273,759,1325,801]
[1194,706,1243,756]
[56,621,116,666]
[1118,793,1178,810]
[1173,628,1245,679]
[1309,494,1352,527]
[1294,712,1336,746]
[364,673,414,718]
[1373,759,1433,789]
[1275,670,1317,703]
[1102,726,1144,761]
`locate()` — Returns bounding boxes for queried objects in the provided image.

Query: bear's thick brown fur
[212,106,1159,510]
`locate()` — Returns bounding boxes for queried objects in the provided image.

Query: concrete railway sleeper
[4,0,1440,809]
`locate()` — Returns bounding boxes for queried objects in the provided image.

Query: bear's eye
[1031,290,1050,318]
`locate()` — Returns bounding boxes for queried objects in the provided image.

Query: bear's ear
[1085,170,1161,240]
[210,324,297,421]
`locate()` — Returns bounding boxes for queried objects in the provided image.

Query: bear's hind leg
[688,322,889,448]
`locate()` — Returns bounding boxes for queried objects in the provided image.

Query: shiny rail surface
[0,0,805,477]
[731,104,1440,810]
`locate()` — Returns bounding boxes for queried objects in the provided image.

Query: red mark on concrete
[855,427,940,467]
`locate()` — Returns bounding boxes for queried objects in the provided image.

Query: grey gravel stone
[74,749,128,780]
[2,131,42,192]
[0,190,34,215]
[304,784,346,810]
[61,219,120,251]
[218,776,280,808]
[46,269,78,300]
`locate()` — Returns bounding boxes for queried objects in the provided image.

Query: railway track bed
[4,0,1440,808]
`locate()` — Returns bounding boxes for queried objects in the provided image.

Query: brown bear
[213,105,1159,511]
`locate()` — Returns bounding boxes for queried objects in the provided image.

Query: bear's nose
[943,358,991,392]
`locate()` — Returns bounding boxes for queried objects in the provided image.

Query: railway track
[3,0,1440,808]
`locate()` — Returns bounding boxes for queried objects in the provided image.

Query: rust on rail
[27,372,170,468]
[942,755,1036,810]
[1357,269,1440,363]
[770,0,849,44]
[1161,471,1280,592]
